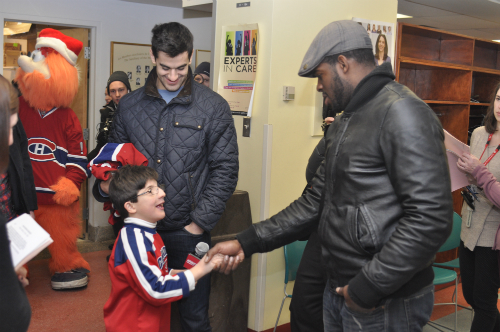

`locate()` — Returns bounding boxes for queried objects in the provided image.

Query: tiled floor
[23,247,499,331]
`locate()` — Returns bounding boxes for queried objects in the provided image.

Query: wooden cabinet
[396,23,500,263]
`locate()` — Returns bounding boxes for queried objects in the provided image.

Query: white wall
[0,0,213,229]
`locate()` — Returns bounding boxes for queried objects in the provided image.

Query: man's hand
[184,222,204,235]
[205,240,244,275]
[100,177,112,195]
[336,285,374,314]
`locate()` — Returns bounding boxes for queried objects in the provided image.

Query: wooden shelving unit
[396,23,500,263]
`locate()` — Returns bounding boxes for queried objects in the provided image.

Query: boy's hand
[208,254,225,271]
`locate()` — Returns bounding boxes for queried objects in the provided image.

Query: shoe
[51,270,88,290]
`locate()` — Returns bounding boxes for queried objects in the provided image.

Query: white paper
[444,130,471,192]
[7,214,53,269]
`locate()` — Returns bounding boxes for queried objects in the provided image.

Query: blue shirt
[158,87,182,104]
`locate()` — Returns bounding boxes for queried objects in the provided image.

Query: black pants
[289,230,326,332]
[158,228,212,332]
[459,241,500,332]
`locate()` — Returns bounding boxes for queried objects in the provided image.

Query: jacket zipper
[188,172,197,210]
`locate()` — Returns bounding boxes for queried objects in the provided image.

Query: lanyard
[479,133,500,166]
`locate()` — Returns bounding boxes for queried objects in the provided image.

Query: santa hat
[35,28,83,66]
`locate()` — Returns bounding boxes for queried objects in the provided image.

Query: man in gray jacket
[207,20,452,331]
[96,22,238,331]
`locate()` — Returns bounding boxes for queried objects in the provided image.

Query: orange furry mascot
[15,29,90,290]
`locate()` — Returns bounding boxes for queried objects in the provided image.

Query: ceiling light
[489,0,500,4]
[397,14,413,19]
[493,40,500,43]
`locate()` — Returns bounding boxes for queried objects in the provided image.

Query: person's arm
[347,97,453,309]
[207,157,326,274]
[471,163,500,207]
[62,111,90,189]
[188,99,239,232]
[117,227,194,306]
[0,218,31,332]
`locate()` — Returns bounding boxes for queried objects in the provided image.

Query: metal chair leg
[273,294,287,332]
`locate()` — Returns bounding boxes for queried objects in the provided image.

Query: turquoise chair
[273,240,308,332]
[427,212,463,332]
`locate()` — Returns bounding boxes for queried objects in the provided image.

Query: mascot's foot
[51,268,90,290]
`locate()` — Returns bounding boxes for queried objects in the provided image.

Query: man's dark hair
[151,22,193,59]
[109,165,159,219]
[323,49,375,68]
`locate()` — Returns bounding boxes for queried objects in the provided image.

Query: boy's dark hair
[323,49,375,68]
[151,22,193,59]
[109,165,158,219]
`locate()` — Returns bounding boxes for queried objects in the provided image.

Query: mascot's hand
[50,177,80,206]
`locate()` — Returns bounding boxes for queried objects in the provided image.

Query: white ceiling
[398,0,500,40]
[119,0,500,40]
[119,0,212,12]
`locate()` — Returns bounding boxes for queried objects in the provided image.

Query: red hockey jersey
[18,97,89,205]
[104,218,195,332]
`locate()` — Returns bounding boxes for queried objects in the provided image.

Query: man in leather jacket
[207,20,452,331]
[94,23,238,332]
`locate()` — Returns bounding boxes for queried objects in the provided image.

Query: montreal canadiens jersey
[18,97,90,205]
[104,218,195,332]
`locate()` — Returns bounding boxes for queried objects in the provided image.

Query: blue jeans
[323,280,434,332]
[158,228,212,332]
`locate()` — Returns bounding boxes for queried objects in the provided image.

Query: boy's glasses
[134,185,164,199]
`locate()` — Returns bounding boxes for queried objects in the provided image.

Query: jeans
[158,228,212,332]
[323,280,434,332]
[290,230,326,332]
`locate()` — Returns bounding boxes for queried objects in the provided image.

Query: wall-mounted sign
[218,24,259,116]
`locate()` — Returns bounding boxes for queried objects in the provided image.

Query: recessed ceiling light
[397,14,413,19]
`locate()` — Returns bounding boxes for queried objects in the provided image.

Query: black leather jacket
[106,67,239,232]
[238,64,452,309]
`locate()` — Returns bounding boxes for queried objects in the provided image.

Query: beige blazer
[461,126,500,250]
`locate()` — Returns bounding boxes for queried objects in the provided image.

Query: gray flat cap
[298,20,373,77]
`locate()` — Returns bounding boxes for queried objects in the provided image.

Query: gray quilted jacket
[108,67,239,232]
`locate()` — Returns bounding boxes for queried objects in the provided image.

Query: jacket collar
[344,62,395,115]
[145,66,193,105]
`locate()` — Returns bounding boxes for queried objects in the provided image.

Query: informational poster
[352,18,395,70]
[218,24,259,116]
[111,42,153,90]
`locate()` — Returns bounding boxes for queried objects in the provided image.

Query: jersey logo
[157,246,168,270]
[28,137,57,161]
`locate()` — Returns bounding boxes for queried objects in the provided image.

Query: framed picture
[352,18,395,70]
[110,42,152,90]
[195,49,211,67]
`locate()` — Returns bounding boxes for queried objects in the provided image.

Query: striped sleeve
[117,227,193,306]
[65,111,91,183]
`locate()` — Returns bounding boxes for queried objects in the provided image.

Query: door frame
[1,13,100,233]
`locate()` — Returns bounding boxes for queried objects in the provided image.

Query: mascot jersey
[19,97,89,205]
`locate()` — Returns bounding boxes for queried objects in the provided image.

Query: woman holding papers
[458,82,500,332]
[0,75,31,331]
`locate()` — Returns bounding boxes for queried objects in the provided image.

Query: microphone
[183,242,209,269]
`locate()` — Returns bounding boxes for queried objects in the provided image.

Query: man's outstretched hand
[205,240,245,275]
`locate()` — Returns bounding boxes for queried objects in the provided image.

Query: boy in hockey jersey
[103,165,223,332]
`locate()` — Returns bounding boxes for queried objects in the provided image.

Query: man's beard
[324,67,354,118]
